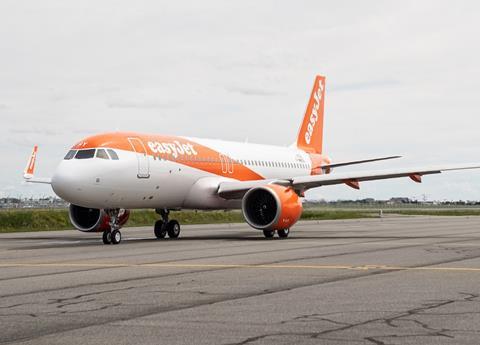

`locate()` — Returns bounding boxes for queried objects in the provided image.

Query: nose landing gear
[102,209,123,245]
[155,209,181,239]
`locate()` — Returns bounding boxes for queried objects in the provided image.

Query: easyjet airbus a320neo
[24,76,479,244]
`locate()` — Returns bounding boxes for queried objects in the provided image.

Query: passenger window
[75,149,96,159]
[107,149,119,160]
[64,150,76,160]
[96,149,109,160]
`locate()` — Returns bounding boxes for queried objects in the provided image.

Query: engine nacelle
[69,204,130,232]
[242,185,303,231]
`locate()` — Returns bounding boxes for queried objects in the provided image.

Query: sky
[1,0,480,201]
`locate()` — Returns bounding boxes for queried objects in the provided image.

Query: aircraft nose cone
[51,162,85,204]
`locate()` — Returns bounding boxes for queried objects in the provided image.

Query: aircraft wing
[217,164,480,199]
[23,146,52,185]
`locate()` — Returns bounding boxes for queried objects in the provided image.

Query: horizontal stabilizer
[25,177,52,185]
[320,156,402,170]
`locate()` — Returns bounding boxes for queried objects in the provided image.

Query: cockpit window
[107,149,119,160]
[64,150,77,160]
[96,149,109,160]
[75,149,96,159]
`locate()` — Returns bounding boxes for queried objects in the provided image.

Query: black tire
[111,230,122,244]
[166,220,181,238]
[102,231,112,245]
[277,228,290,238]
[154,220,167,238]
[263,230,275,238]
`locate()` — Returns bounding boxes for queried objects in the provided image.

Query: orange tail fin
[296,76,326,154]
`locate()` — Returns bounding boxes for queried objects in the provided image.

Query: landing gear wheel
[166,220,181,238]
[154,220,167,238]
[102,231,112,244]
[263,230,275,238]
[277,229,290,238]
[104,209,123,246]
[111,230,122,245]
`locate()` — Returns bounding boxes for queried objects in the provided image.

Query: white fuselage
[51,136,315,210]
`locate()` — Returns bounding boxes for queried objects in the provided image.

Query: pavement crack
[364,337,386,345]
[283,313,352,326]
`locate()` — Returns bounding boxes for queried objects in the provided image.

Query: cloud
[330,79,402,92]
[106,99,182,109]
[225,86,284,97]
[11,129,60,136]
[105,88,183,109]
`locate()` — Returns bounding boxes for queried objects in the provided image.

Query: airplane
[23,76,480,245]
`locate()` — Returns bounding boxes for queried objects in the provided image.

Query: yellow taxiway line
[0,262,480,272]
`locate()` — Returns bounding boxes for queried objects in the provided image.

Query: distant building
[0,197,68,209]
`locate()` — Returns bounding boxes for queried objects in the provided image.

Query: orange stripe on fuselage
[72,132,265,181]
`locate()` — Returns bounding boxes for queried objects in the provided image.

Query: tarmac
[1,216,480,344]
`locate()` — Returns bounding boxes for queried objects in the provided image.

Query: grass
[301,209,375,220]
[0,207,479,233]
[0,209,72,233]
[0,209,245,233]
[382,209,480,217]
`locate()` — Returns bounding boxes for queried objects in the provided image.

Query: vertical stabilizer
[296,76,325,154]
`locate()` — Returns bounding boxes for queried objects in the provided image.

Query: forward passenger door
[128,137,150,179]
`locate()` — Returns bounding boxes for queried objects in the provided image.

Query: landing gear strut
[103,209,123,245]
[154,209,181,239]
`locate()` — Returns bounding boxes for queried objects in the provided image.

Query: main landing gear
[154,209,181,239]
[103,209,123,245]
[263,228,290,239]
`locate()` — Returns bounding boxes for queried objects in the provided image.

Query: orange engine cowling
[242,185,303,231]
[69,204,130,232]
